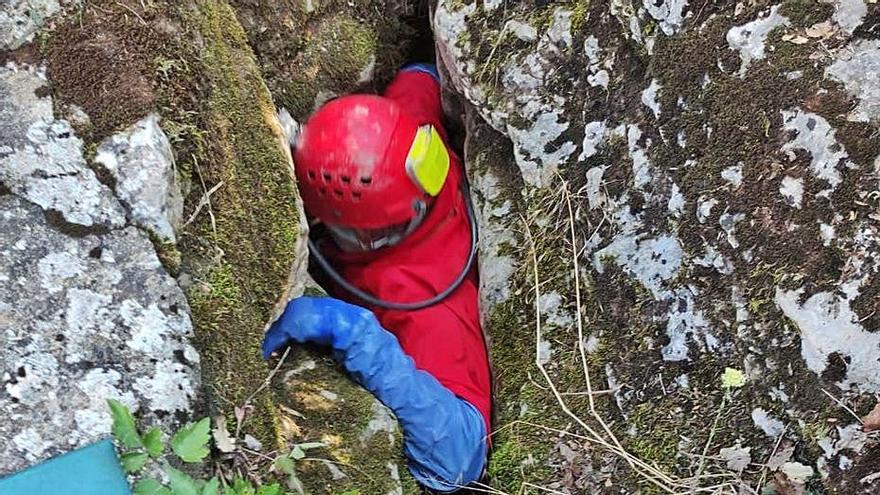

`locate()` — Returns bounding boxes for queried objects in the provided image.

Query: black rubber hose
[307,183,479,311]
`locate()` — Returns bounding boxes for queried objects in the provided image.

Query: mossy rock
[442,0,880,493]
[229,0,421,121]
[180,1,413,491]
[39,0,412,489]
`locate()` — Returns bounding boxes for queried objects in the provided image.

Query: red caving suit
[319,70,492,433]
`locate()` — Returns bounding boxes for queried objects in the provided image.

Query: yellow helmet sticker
[406,125,450,197]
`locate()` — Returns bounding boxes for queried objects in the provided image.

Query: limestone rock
[0,0,65,51]
[0,64,126,229]
[0,63,199,475]
[95,113,184,242]
[439,1,880,492]
[0,196,200,474]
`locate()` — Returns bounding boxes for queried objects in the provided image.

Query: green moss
[487,430,551,493]
[528,8,557,32]
[181,0,302,452]
[275,349,416,494]
[571,0,591,31]
[147,230,182,275]
[180,7,416,490]
[627,404,679,470]
[278,14,379,118]
[780,0,834,27]
[230,0,416,122]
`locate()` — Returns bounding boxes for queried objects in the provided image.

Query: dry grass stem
[515,178,745,495]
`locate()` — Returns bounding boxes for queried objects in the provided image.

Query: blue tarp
[0,439,131,495]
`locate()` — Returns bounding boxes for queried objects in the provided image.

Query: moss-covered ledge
[179,1,412,490]
[180,0,299,451]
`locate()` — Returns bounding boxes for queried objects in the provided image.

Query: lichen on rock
[437,0,880,491]
[0,61,199,475]
[0,0,66,50]
[95,113,184,242]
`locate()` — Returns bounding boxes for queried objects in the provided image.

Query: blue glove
[401,62,441,83]
[263,297,487,491]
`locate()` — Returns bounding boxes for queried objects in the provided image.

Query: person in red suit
[262,64,492,491]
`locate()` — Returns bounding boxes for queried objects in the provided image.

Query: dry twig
[235,347,291,438]
[517,178,743,495]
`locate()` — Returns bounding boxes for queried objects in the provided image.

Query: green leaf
[143,427,164,458]
[255,484,282,495]
[202,478,220,495]
[295,442,325,451]
[134,479,171,495]
[167,466,200,495]
[228,478,255,495]
[120,451,150,473]
[273,455,295,475]
[721,367,747,389]
[171,417,211,463]
[338,491,360,495]
[107,399,143,449]
[289,446,305,460]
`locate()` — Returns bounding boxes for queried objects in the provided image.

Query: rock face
[0,0,66,50]
[437,0,880,493]
[6,0,878,492]
[2,0,412,490]
[230,0,421,121]
[95,113,184,242]
[0,65,126,229]
[0,63,199,474]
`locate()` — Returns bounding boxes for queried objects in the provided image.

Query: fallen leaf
[244,434,263,451]
[559,443,576,463]
[280,404,306,419]
[278,414,303,442]
[768,162,784,181]
[719,445,751,472]
[862,402,880,432]
[805,22,835,39]
[781,462,814,484]
[234,406,246,426]
[770,471,806,495]
[212,415,236,453]
[321,460,347,480]
[785,35,810,45]
[766,445,795,471]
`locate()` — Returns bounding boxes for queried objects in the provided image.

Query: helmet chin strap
[307,181,479,311]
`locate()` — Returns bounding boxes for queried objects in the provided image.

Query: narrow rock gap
[296,3,477,283]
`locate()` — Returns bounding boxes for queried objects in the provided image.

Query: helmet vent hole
[352,191,362,201]
[322,172,332,182]
[333,189,344,199]
[341,175,351,184]
[307,170,316,181]
[360,176,372,185]
[318,187,327,197]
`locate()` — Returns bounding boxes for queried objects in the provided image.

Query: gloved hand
[262,296,487,492]
[262,297,365,355]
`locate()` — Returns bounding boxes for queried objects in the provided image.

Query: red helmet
[294,94,448,232]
